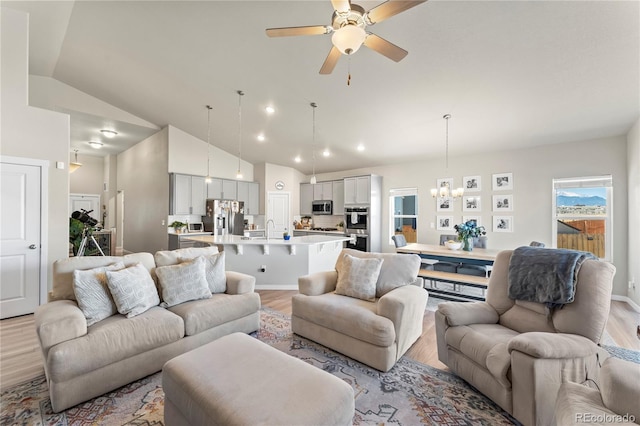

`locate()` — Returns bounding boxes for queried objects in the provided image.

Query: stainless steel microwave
[312,200,333,215]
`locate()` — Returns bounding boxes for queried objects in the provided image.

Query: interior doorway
[267,191,290,235]
[116,190,124,255]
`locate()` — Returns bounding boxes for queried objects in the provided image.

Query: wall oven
[312,200,333,215]
[346,234,369,252]
[345,207,368,232]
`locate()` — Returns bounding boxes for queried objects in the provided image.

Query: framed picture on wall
[462,215,482,227]
[492,172,513,191]
[463,195,481,211]
[437,178,454,193]
[492,194,513,211]
[437,196,454,211]
[463,175,481,192]
[493,215,513,232]
[436,216,454,231]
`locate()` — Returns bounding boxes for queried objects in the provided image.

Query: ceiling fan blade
[363,33,408,62]
[366,0,427,24]
[266,26,331,37]
[331,0,351,13]
[319,46,341,74]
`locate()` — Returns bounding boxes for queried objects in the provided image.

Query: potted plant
[336,221,344,231]
[283,229,291,240]
[169,221,186,233]
[453,220,486,251]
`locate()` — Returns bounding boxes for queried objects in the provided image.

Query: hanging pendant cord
[206,105,212,176]
[237,91,244,174]
[311,102,317,178]
[444,114,451,169]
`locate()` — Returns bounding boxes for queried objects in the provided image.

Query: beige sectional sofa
[35,247,260,413]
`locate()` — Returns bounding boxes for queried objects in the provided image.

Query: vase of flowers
[454,220,486,251]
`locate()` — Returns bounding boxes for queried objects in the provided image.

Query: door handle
[29,244,37,249]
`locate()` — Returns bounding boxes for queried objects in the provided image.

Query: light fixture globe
[331,25,367,55]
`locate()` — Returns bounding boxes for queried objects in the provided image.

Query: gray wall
[627,117,640,306]
[314,135,629,297]
[117,127,169,253]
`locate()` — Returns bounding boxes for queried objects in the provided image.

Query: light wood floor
[1,292,638,391]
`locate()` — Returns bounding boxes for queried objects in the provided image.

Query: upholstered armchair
[435,249,616,426]
[292,248,428,372]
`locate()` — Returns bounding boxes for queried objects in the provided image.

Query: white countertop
[168,231,213,236]
[185,234,351,246]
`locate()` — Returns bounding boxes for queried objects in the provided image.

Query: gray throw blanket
[508,246,596,310]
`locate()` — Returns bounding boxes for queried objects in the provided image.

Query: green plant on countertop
[337,221,344,228]
[169,221,186,233]
[283,229,289,237]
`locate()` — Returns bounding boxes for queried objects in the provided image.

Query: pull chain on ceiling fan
[266,0,427,75]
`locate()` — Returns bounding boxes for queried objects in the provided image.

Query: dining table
[396,243,500,266]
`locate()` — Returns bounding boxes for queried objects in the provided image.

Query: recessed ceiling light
[322,149,330,157]
[294,156,301,163]
[100,129,118,138]
[88,141,104,149]
[357,143,365,151]
[257,133,266,142]
[265,106,275,115]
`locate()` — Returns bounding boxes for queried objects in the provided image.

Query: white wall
[117,127,169,253]
[1,7,70,290]
[313,135,629,297]
[167,125,253,181]
[627,117,640,306]
[69,153,104,202]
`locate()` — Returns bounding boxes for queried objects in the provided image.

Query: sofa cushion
[156,257,212,308]
[179,252,226,294]
[46,306,184,382]
[154,246,219,267]
[600,357,640,421]
[335,254,382,302]
[335,249,421,297]
[292,293,396,347]
[168,292,261,336]
[51,253,155,302]
[73,262,124,326]
[106,263,160,318]
[445,323,519,388]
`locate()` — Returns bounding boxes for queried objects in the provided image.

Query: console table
[397,243,500,302]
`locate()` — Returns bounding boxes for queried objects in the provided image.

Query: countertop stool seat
[162,332,355,426]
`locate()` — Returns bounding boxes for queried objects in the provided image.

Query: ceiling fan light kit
[266,0,426,74]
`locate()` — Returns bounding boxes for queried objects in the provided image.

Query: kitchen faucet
[266,219,275,241]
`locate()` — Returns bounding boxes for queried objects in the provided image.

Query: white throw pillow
[335,253,383,302]
[73,262,125,326]
[106,263,160,318]
[180,253,226,294]
[156,256,212,307]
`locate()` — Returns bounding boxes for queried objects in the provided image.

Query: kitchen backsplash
[308,215,344,229]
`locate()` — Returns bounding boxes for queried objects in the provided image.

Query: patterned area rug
[1,308,518,425]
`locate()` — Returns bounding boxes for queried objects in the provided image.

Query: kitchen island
[185,234,351,289]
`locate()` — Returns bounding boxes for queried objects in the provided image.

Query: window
[389,188,418,245]
[552,176,612,260]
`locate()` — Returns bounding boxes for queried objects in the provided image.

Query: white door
[70,194,100,222]
[0,161,43,318]
[116,190,125,253]
[267,191,290,234]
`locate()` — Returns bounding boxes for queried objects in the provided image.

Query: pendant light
[430,114,463,198]
[236,90,244,180]
[205,105,213,184]
[69,149,82,173]
[309,102,317,185]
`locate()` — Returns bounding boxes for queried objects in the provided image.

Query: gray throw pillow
[73,262,125,326]
[106,263,160,318]
[335,253,383,302]
[179,253,226,294]
[156,256,212,307]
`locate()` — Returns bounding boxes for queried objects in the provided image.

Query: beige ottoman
[162,332,355,426]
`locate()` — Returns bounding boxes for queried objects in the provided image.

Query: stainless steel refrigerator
[202,199,245,235]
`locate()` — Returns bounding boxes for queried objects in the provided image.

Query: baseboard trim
[611,295,640,313]
[255,285,298,291]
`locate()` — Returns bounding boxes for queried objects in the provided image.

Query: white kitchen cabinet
[237,181,260,215]
[207,178,237,200]
[313,181,333,201]
[300,183,314,215]
[170,173,205,215]
[332,180,345,215]
[344,176,371,205]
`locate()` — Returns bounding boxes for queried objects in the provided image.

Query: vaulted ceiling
[4,0,639,175]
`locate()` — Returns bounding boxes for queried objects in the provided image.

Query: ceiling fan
[266,0,427,74]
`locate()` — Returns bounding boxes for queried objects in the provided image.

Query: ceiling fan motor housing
[331,4,366,31]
